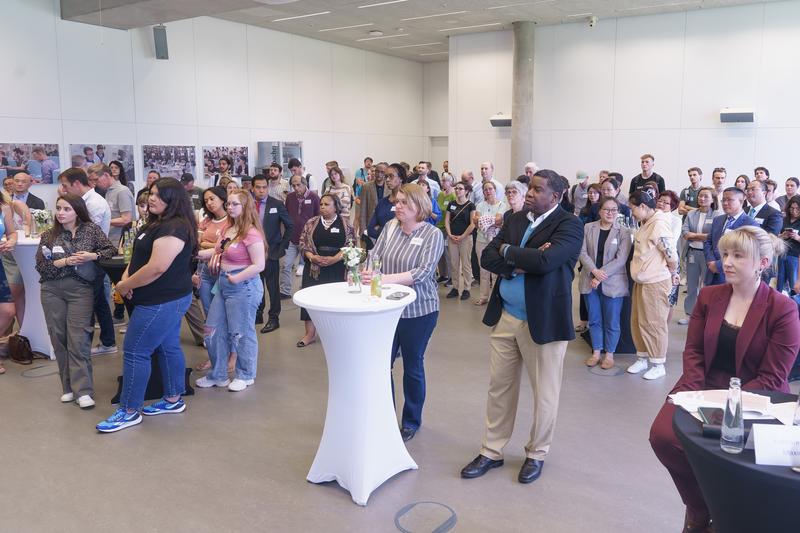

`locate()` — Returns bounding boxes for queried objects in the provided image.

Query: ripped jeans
[205,270,264,382]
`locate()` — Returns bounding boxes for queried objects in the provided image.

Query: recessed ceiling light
[318,23,375,32]
[438,22,502,32]
[368,30,384,36]
[390,42,444,49]
[401,11,467,21]
[356,33,410,41]
[358,0,407,8]
[420,52,449,56]
[272,11,330,22]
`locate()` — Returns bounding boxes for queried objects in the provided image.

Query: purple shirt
[285,189,320,244]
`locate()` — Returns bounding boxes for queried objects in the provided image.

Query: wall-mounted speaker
[153,25,169,60]
[720,107,754,123]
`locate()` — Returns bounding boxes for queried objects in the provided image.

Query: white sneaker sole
[142,403,186,416]
[195,378,231,388]
[97,415,142,433]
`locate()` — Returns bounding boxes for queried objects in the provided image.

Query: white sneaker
[91,344,118,356]
[626,358,649,374]
[195,376,231,388]
[77,395,95,409]
[119,327,127,334]
[295,265,304,276]
[643,364,666,380]
[678,318,689,325]
[228,378,254,392]
[60,392,75,403]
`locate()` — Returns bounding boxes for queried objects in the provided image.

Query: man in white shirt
[745,180,782,235]
[415,162,440,200]
[480,161,505,194]
[89,163,133,246]
[523,162,539,180]
[59,168,111,235]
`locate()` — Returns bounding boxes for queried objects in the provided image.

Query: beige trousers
[481,311,568,461]
[475,239,496,301]
[631,278,671,364]
[448,235,473,293]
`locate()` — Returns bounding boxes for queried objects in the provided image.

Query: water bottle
[720,377,745,454]
[370,257,382,298]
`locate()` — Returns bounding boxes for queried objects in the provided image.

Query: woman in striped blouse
[361,183,444,442]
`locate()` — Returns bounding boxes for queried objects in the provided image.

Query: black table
[673,391,800,533]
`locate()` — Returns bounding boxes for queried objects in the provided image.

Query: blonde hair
[398,183,432,222]
[228,191,266,245]
[718,226,785,265]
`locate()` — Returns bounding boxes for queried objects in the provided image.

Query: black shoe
[255,315,264,325]
[460,454,504,479]
[280,293,292,300]
[446,288,459,299]
[518,458,544,484]
[436,275,448,283]
[460,290,470,301]
[400,427,417,442]
[260,320,279,334]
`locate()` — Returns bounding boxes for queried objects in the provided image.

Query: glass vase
[347,266,362,293]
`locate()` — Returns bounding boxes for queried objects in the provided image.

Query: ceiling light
[565,12,593,18]
[356,33,410,41]
[615,1,701,12]
[390,42,443,49]
[487,0,555,9]
[318,23,374,32]
[272,11,330,22]
[368,30,384,36]
[420,52,449,56]
[358,0,407,8]
[438,22,502,32]
[401,11,467,21]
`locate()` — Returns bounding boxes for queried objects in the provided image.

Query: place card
[753,424,800,466]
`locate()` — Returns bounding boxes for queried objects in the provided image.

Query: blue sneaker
[96,408,142,433]
[142,398,186,416]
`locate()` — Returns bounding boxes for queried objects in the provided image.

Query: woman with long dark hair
[109,160,134,195]
[36,194,115,407]
[96,178,198,433]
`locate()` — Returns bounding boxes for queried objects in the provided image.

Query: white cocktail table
[13,236,54,358]
[293,281,418,506]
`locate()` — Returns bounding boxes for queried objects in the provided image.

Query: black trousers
[257,259,280,322]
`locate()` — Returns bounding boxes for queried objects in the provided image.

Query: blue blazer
[703,212,758,285]
[749,204,782,236]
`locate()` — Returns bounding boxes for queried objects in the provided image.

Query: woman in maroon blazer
[650,226,800,533]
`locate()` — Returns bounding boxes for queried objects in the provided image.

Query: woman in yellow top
[627,190,678,381]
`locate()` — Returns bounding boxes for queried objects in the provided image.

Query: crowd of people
[1,152,799,531]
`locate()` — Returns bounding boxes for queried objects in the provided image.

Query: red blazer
[672,282,800,394]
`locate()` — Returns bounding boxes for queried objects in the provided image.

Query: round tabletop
[293,282,417,314]
[15,236,41,246]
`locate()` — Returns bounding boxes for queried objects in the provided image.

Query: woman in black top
[297,194,355,347]
[444,181,476,300]
[36,193,116,408]
[779,195,800,293]
[96,178,197,433]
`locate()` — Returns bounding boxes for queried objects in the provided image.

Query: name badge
[410,237,423,246]
[753,424,800,466]
[610,239,618,245]
[52,245,65,254]
[269,207,277,214]
[330,227,340,233]
[304,199,311,204]
[755,217,764,225]
[230,243,239,248]
[137,232,146,240]
[391,206,396,212]
[449,205,456,211]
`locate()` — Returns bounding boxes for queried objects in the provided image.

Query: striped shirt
[370,220,444,319]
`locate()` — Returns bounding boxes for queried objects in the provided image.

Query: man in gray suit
[358,162,390,246]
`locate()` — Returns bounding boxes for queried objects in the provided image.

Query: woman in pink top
[195,190,265,392]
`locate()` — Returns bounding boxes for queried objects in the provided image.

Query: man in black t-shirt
[628,153,665,194]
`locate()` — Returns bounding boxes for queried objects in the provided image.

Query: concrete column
[511,21,535,178]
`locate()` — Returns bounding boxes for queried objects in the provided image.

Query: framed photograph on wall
[202,145,249,186]
[69,144,135,185]
[256,141,303,180]
[142,145,197,180]
[0,143,61,184]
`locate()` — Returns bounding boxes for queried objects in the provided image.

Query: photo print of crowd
[69,144,135,185]
[0,143,61,184]
[203,146,249,184]
[143,145,197,179]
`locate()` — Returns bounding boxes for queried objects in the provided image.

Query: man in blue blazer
[745,180,782,235]
[704,187,757,285]
[252,175,293,333]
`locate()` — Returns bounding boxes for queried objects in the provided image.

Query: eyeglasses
[601,208,619,213]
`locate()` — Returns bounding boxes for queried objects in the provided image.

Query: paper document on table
[669,389,771,414]
[767,402,798,426]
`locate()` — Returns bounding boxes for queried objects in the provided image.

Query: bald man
[12,173,45,209]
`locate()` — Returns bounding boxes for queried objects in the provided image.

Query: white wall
[449,1,800,193]
[0,0,426,205]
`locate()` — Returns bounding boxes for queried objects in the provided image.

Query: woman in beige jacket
[627,190,678,380]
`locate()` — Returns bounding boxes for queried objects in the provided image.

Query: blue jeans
[197,262,217,315]
[585,289,623,353]
[777,255,799,293]
[205,271,263,382]
[89,274,116,347]
[120,292,192,411]
[391,311,438,431]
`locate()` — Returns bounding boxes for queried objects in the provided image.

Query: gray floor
[0,282,766,532]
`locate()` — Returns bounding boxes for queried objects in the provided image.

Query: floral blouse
[35,222,116,283]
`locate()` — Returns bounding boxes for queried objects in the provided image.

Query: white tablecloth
[293,282,418,506]
[13,237,54,358]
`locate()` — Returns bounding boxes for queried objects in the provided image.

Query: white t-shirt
[475,200,508,244]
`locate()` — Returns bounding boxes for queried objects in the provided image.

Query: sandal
[473,299,488,306]
[296,338,316,348]
[194,360,212,371]
[600,357,615,370]
[584,355,600,367]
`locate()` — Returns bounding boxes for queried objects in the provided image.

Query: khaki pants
[184,296,205,346]
[631,278,671,364]
[481,311,568,461]
[475,239,496,302]
[448,235,473,293]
